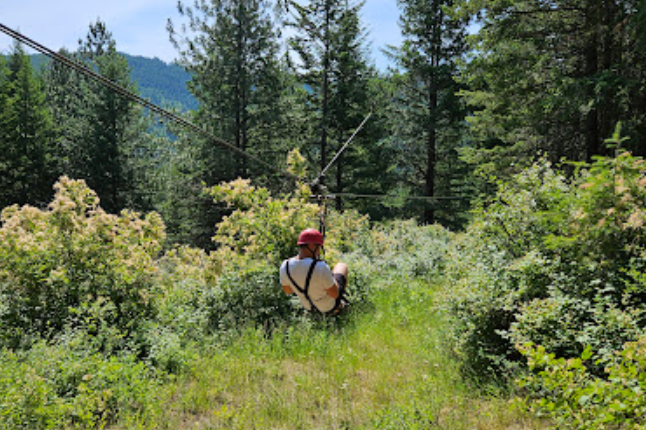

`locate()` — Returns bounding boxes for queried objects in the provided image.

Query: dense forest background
[3,0,645,248]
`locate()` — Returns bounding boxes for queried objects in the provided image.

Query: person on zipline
[280,228,349,314]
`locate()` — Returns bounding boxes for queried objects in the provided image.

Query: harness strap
[285,259,320,313]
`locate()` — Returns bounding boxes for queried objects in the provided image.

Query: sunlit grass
[127,277,547,429]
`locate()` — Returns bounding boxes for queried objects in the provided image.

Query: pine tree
[287,0,378,205]
[456,0,646,174]
[0,42,54,208]
[44,48,91,178]
[44,21,150,214]
[0,55,11,169]
[167,0,288,247]
[170,0,285,177]
[387,0,468,224]
[79,21,144,212]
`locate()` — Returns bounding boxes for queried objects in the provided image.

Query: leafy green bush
[360,220,451,281]
[146,246,213,372]
[206,177,369,270]
[205,263,299,334]
[0,177,165,349]
[203,173,372,326]
[445,134,646,380]
[519,336,646,429]
[0,340,159,429]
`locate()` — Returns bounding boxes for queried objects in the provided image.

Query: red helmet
[297,228,324,246]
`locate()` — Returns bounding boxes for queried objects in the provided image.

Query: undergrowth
[135,277,545,430]
[16,140,646,428]
[0,172,544,428]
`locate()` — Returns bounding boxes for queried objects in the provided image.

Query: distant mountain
[29,53,198,111]
[123,54,198,111]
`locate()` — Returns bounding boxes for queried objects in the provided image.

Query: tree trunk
[424,4,441,225]
[335,148,343,211]
[584,0,600,162]
[424,89,437,225]
[320,0,331,183]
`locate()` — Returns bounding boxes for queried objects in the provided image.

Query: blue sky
[0,0,403,69]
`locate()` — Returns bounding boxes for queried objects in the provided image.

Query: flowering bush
[206,176,369,270]
[444,129,646,381]
[0,177,165,348]
[203,153,372,325]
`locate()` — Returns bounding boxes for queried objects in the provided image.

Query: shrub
[204,263,299,335]
[206,178,369,270]
[0,340,159,429]
[362,220,451,281]
[204,173,372,323]
[445,132,646,381]
[0,177,165,349]
[518,336,646,429]
[146,246,213,372]
[444,161,566,379]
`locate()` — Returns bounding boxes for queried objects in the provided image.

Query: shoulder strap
[285,259,320,312]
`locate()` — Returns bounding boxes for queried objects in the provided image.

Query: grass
[116,276,548,430]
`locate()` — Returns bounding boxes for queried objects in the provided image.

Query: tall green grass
[129,277,546,429]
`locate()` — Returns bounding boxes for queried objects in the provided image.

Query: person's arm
[317,263,339,298]
[326,283,339,299]
[280,260,294,295]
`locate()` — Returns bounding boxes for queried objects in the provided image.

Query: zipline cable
[311,110,373,189]
[325,192,469,201]
[0,22,300,183]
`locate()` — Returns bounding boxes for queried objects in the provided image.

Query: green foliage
[170,0,287,176]
[519,336,646,429]
[205,263,299,335]
[207,176,369,268]
[455,0,646,175]
[345,219,451,282]
[162,0,293,247]
[445,139,646,381]
[0,42,55,209]
[0,341,158,430]
[287,0,382,208]
[0,177,165,348]
[387,0,470,225]
[204,175,373,327]
[207,177,319,267]
[43,21,153,215]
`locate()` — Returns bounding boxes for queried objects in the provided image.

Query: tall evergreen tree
[0,42,54,208]
[167,0,288,247]
[44,48,92,178]
[287,0,380,205]
[387,0,468,225]
[0,54,11,175]
[44,21,150,213]
[455,0,646,176]
[170,0,285,178]
[79,21,145,212]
